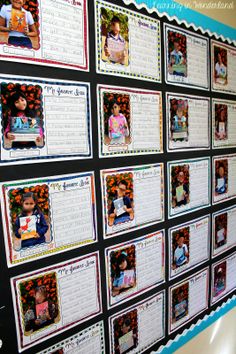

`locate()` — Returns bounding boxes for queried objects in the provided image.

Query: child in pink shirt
[108,100,129,145]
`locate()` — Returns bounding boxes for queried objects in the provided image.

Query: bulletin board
[0,0,235,353]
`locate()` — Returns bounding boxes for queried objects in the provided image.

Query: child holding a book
[15,192,49,249]
[215,52,227,84]
[108,179,133,226]
[112,251,135,297]
[214,267,226,297]
[24,285,58,332]
[0,0,37,48]
[173,290,188,322]
[108,99,129,145]
[172,105,187,141]
[215,108,227,140]
[172,171,189,208]
[4,90,43,148]
[215,163,227,195]
[104,15,127,65]
[174,234,189,268]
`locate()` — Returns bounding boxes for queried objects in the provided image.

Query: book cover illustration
[20,215,37,240]
[176,185,184,203]
[35,301,49,324]
[11,9,26,33]
[11,117,41,134]
[118,330,134,354]
[107,37,126,64]
[122,269,135,288]
[113,197,125,217]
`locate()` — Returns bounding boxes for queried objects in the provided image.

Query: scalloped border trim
[151,294,236,353]
[123,0,236,46]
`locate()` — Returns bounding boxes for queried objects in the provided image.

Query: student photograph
[9,185,51,251]
[0,0,39,49]
[215,159,228,196]
[103,93,131,148]
[171,165,190,208]
[172,227,189,270]
[1,82,44,149]
[170,98,188,142]
[110,246,136,297]
[213,262,227,297]
[168,30,187,77]
[113,310,138,354]
[214,46,227,85]
[215,104,228,141]
[172,283,189,324]
[101,7,129,66]
[107,173,134,227]
[19,272,60,334]
[214,213,227,249]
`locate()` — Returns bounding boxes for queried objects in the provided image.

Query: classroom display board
[0,1,235,354]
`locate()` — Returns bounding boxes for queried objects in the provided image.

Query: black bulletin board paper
[0,0,236,353]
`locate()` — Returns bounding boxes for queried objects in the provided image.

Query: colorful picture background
[106,172,133,209]
[172,283,189,323]
[171,165,189,190]
[110,245,136,282]
[170,98,188,139]
[19,272,58,320]
[214,46,227,67]
[0,0,39,27]
[215,212,227,249]
[172,227,190,267]
[214,261,227,297]
[101,7,129,42]
[215,104,228,139]
[100,7,129,66]
[215,159,228,190]
[113,309,138,354]
[103,92,130,136]
[1,82,43,131]
[168,31,186,57]
[8,184,50,232]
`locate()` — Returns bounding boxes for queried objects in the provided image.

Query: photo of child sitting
[215,160,228,195]
[170,98,188,142]
[172,227,189,269]
[172,283,189,324]
[215,104,228,141]
[20,273,60,334]
[215,213,227,249]
[113,310,138,354]
[107,174,134,227]
[111,246,136,297]
[0,0,39,49]
[168,31,187,77]
[214,46,227,85]
[171,165,190,208]
[101,7,129,66]
[213,262,227,297]
[1,82,44,149]
[103,94,131,148]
